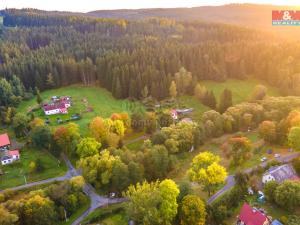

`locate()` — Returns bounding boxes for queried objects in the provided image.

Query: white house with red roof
[237,203,270,225]
[0,133,10,151]
[43,96,71,115]
[1,150,20,165]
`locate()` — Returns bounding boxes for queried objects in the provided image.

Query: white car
[274,154,280,158]
[261,157,267,162]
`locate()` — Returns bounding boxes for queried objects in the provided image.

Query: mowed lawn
[18,85,144,134]
[0,148,67,189]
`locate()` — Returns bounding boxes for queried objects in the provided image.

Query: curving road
[63,155,127,225]
[0,155,126,225]
[207,152,300,204]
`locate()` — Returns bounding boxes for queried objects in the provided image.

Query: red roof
[0,133,10,147]
[8,150,19,156]
[44,103,66,111]
[290,175,300,181]
[239,203,268,225]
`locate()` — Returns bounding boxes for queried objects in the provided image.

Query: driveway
[207,152,300,204]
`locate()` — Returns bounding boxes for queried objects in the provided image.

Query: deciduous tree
[179,195,206,225]
[288,126,300,151]
[188,152,227,196]
[76,137,101,158]
[274,181,300,211]
[24,195,57,225]
[53,123,80,155]
[259,121,276,143]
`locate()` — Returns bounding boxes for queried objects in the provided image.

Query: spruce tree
[218,88,233,113]
[35,87,42,105]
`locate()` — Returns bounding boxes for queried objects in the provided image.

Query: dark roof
[239,203,268,225]
[265,164,298,183]
[0,133,10,147]
[1,155,12,161]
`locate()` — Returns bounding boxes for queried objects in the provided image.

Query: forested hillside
[0,8,300,106]
[89,4,300,38]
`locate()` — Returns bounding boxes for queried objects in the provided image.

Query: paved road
[207,152,300,204]
[1,155,126,225]
[63,155,127,225]
[124,134,150,145]
[0,172,72,193]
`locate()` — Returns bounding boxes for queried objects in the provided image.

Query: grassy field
[17,85,144,134]
[82,203,127,225]
[178,79,279,120]
[0,148,67,189]
[201,79,280,104]
[178,96,210,120]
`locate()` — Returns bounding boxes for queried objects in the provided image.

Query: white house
[1,150,20,165]
[43,103,68,115]
[262,164,299,184]
[43,96,71,116]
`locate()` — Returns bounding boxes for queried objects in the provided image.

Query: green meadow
[18,85,144,134]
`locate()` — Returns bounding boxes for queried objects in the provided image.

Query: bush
[29,161,37,173]
[264,181,278,203]
[151,131,167,145]
[292,157,300,175]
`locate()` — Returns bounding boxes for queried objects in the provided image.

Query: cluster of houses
[43,96,71,116]
[0,133,20,166]
[237,163,299,225]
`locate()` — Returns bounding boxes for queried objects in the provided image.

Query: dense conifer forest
[0,8,300,106]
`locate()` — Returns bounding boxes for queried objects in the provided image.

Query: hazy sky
[1,0,299,12]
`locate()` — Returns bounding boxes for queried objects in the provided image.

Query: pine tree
[203,91,216,109]
[218,88,233,113]
[209,91,217,109]
[35,87,42,105]
[141,86,149,99]
[114,77,123,99]
[46,73,55,88]
[194,83,207,100]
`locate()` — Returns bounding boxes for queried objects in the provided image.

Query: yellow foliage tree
[188,152,227,196]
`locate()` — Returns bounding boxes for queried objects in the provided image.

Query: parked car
[267,149,273,154]
[274,154,280,158]
[261,157,267,162]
